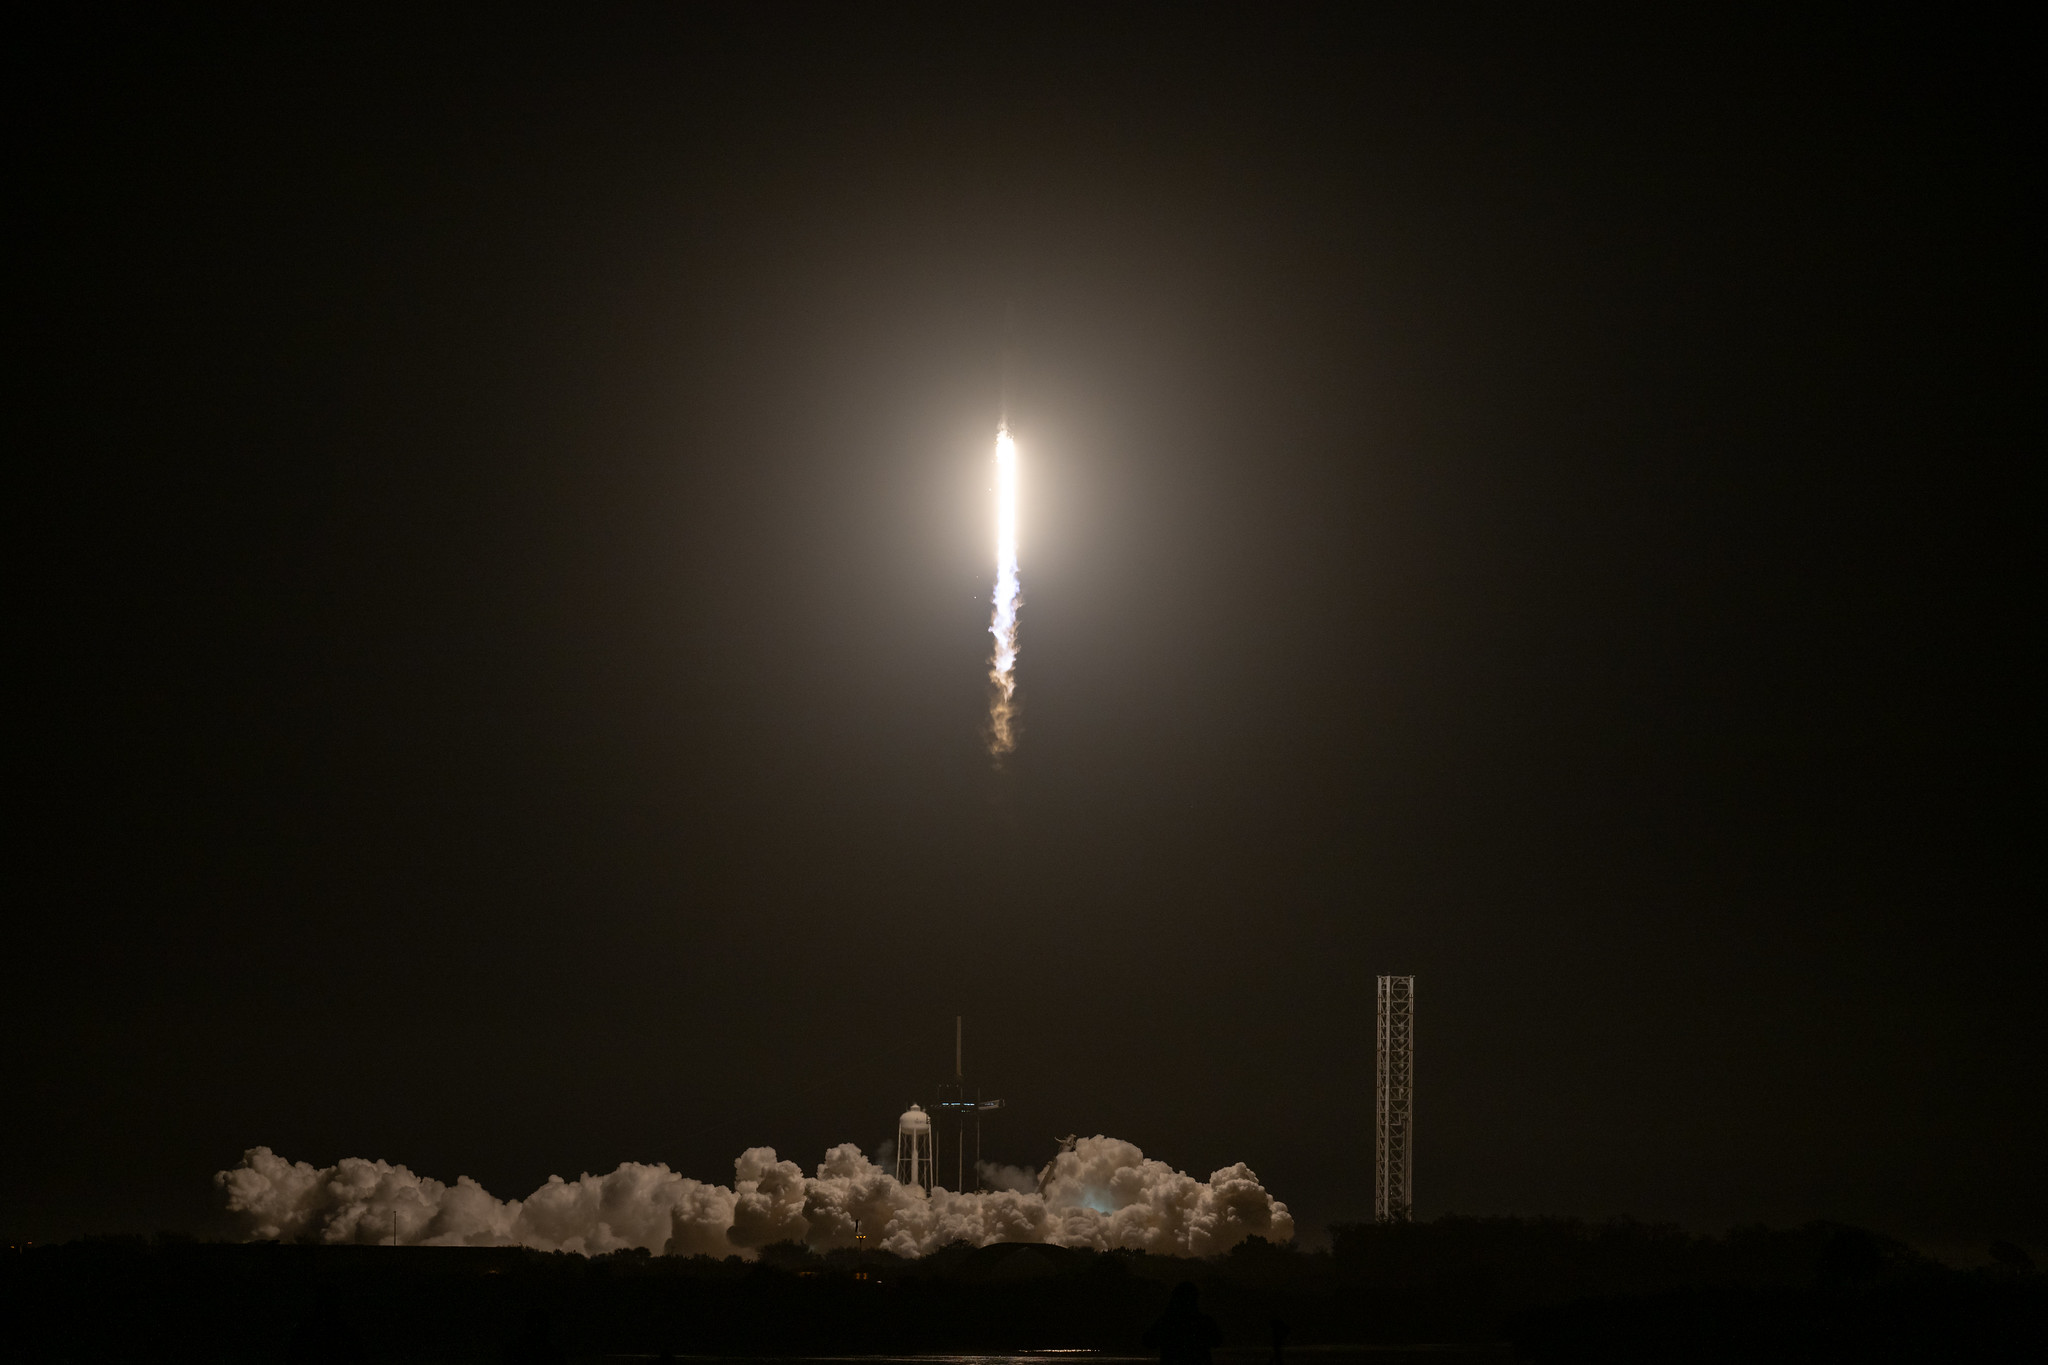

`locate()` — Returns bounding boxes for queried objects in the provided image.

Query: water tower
[895,1104,934,1193]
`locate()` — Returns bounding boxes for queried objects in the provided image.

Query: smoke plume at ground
[977,1160,1039,1194]
[217,1135,1293,1259]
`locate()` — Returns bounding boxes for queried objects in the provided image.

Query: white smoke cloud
[213,1147,732,1255]
[978,1159,1039,1194]
[217,1135,1292,1260]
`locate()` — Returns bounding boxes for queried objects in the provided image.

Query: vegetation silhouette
[2,1220,2038,1361]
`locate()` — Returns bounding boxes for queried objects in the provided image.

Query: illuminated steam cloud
[987,424,1021,756]
[216,1134,1292,1258]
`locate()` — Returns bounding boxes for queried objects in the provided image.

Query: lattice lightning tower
[1375,974,1415,1222]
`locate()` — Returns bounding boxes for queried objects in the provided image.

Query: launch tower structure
[1375,974,1415,1222]
[933,1015,1006,1192]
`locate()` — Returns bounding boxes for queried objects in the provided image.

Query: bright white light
[988,425,1021,755]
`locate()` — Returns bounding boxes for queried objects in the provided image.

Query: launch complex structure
[1375,974,1415,1222]
[897,1017,1005,1194]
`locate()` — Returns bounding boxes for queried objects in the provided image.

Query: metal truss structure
[1375,974,1415,1222]
[933,1016,1005,1192]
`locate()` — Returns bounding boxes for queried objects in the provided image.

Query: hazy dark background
[9,9,2037,1249]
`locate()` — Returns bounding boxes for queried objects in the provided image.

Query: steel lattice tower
[932,1016,1005,1191]
[1375,974,1415,1222]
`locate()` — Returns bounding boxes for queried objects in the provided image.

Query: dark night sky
[9,10,2038,1249]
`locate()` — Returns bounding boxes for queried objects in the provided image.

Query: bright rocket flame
[988,425,1020,755]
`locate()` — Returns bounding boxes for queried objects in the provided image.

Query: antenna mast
[956,1015,964,1189]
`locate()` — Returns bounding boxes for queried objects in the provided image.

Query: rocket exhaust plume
[988,423,1021,756]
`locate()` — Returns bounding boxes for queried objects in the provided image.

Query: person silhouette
[1269,1314,1290,1365]
[1143,1281,1222,1365]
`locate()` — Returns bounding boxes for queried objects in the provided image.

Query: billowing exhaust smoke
[216,1134,1292,1258]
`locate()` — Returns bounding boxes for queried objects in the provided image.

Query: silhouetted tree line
[1,1219,2039,1361]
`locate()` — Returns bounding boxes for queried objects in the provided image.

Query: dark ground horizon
[7,1219,2044,1362]
[8,9,2039,1255]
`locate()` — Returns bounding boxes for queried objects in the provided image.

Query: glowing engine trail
[988,424,1020,756]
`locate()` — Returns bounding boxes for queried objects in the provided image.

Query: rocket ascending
[988,422,1020,757]
[988,306,1021,758]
